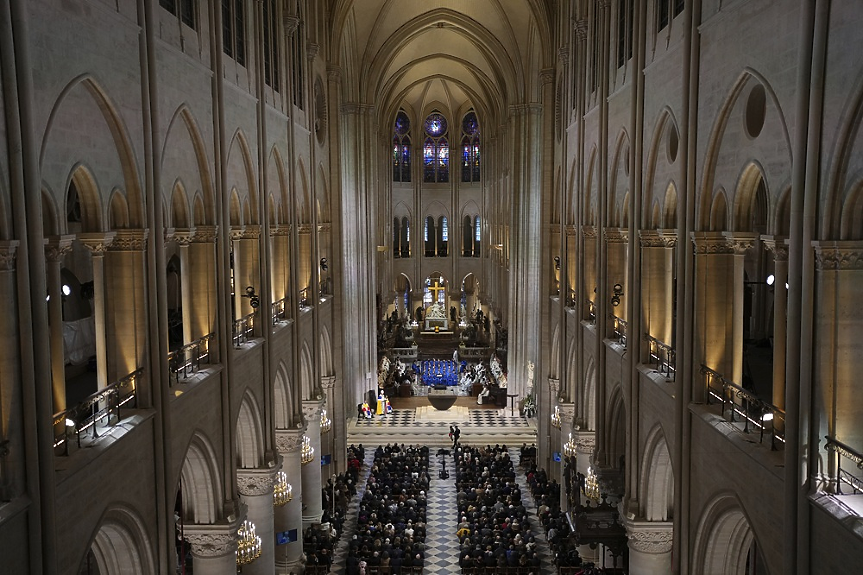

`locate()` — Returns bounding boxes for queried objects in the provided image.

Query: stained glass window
[461,111,481,182]
[393,110,411,182]
[423,111,449,182]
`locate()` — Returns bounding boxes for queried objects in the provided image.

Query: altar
[423,301,449,331]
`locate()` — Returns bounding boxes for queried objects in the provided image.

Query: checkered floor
[328,446,554,575]
[355,409,529,428]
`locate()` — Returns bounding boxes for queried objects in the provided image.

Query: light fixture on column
[301,435,314,464]
[584,466,600,502]
[563,433,577,458]
[320,409,332,434]
[611,283,624,307]
[242,286,260,309]
[236,519,262,565]
[766,274,775,286]
[273,471,293,506]
[319,257,328,271]
[551,405,561,429]
[553,256,561,270]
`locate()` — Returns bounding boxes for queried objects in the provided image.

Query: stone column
[321,375,338,473]
[604,228,629,326]
[297,224,313,302]
[582,227,598,322]
[237,467,279,575]
[105,230,150,382]
[174,228,195,345]
[233,226,262,321]
[79,232,116,390]
[275,430,304,574]
[574,432,598,563]
[301,400,324,524]
[184,523,239,575]
[558,402,575,489]
[44,235,74,412]
[270,225,290,308]
[639,231,676,347]
[0,241,20,499]
[189,226,219,343]
[763,237,789,415]
[723,233,757,387]
[623,518,673,575]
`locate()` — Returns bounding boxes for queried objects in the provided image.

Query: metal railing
[645,334,676,378]
[168,334,214,386]
[702,365,785,450]
[299,287,310,309]
[612,316,627,347]
[232,312,256,347]
[825,436,863,495]
[272,297,287,323]
[565,290,576,308]
[53,368,143,454]
[588,300,596,322]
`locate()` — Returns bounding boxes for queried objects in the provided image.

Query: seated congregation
[344,444,430,575]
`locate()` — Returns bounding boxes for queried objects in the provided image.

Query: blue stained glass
[394,110,410,135]
[442,217,448,241]
[425,112,448,136]
[462,111,479,135]
[475,217,481,241]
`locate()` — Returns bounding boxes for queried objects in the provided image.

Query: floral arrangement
[521,393,537,418]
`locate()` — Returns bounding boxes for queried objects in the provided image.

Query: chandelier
[273,471,293,506]
[563,432,577,458]
[320,409,332,433]
[584,466,600,502]
[551,405,561,429]
[301,435,314,464]
[236,519,262,565]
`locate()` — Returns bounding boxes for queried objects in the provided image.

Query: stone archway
[83,506,155,575]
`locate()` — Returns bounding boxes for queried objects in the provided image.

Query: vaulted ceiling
[330,0,553,128]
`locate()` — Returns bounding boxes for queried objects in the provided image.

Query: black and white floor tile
[354,409,529,428]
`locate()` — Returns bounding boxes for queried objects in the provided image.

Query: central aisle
[422,451,460,573]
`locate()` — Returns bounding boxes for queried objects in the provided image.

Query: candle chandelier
[236,519,262,565]
[320,409,332,433]
[563,432,577,458]
[551,405,562,429]
[273,471,293,506]
[584,466,601,502]
[301,435,314,464]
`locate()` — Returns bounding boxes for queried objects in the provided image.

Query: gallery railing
[299,287,310,309]
[272,297,287,323]
[702,364,785,450]
[825,436,863,495]
[588,300,596,323]
[53,368,143,454]
[232,312,256,347]
[168,333,214,385]
[645,334,676,378]
[612,316,627,347]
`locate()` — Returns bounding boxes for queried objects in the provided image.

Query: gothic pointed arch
[273,361,294,430]
[177,432,223,525]
[80,505,156,575]
[693,493,761,575]
[226,129,258,225]
[162,105,216,225]
[639,425,675,522]
[235,391,265,470]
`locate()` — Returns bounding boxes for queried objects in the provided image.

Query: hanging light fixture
[550,405,561,429]
[273,471,293,506]
[584,467,600,502]
[301,435,314,464]
[320,409,332,434]
[236,519,262,565]
[563,433,577,458]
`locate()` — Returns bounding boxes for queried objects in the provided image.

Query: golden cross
[429,279,445,303]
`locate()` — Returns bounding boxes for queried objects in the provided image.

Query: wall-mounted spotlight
[243,286,260,309]
[320,257,328,272]
[553,256,561,270]
[611,283,624,307]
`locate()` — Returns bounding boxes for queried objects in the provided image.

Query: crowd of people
[304,445,365,572]
[344,444,430,575]
[525,464,585,571]
[454,445,542,574]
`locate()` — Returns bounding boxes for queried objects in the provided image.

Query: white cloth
[63,316,96,366]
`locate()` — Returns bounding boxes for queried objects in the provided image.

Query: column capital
[0,240,20,271]
[109,229,149,252]
[540,68,555,85]
[574,430,596,454]
[638,229,665,248]
[297,223,314,234]
[558,403,576,423]
[603,227,628,244]
[44,235,75,262]
[270,224,291,237]
[321,375,336,390]
[327,64,342,81]
[548,377,560,398]
[283,15,300,36]
[237,467,279,497]
[622,518,674,554]
[565,224,577,237]
[340,102,374,116]
[582,225,597,239]
[722,232,758,255]
[557,47,569,64]
[78,232,117,255]
[812,240,863,270]
[276,429,305,453]
[307,42,319,61]
[183,522,239,558]
[573,18,588,40]
[318,222,332,233]
[192,225,219,244]
[302,399,324,422]
[173,228,196,247]
[690,231,732,254]
[761,235,789,261]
